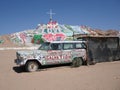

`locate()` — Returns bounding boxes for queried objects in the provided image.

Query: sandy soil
[0,50,120,90]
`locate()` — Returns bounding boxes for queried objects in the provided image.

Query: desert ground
[0,50,120,90]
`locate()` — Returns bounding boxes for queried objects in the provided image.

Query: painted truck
[15,41,87,72]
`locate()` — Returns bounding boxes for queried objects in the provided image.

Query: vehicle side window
[38,42,50,50]
[75,43,86,49]
[50,43,61,50]
[81,43,87,49]
[63,43,74,50]
[75,43,83,49]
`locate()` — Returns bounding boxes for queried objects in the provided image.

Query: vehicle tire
[72,57,83,67]
[25,61,39,72]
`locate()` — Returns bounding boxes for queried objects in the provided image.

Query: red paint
[42,33,66,42]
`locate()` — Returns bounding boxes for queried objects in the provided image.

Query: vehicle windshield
[38,42,50,50]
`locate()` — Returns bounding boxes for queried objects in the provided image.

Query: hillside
[0,25,119,48]
[0,35,19,47]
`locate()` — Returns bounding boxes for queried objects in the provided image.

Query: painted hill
[0,22,119,47]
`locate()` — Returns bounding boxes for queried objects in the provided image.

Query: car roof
[47,41,86,43]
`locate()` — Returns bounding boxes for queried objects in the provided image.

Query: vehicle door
[62,43,73,63]
[46,43,62,65]
[73,43,87,60]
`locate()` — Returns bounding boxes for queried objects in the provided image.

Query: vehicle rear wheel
[25,61,39,72]
[72,57,82,67]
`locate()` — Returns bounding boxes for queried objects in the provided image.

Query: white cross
[47,9,55,21]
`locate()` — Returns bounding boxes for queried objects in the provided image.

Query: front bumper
[15,59,25,66]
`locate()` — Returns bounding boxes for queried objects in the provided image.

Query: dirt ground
[0,50,120,90]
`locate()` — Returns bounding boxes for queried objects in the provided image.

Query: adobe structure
[75,31,120,63]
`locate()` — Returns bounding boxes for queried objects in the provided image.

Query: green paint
[33,34,44,44]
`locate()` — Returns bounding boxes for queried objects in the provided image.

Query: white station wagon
[15,41,87,72]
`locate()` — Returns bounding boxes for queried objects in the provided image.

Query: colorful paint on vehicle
[15,41,87,72]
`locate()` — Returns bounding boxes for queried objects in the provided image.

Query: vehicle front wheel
[25,61,39,72]
[72,57,83,67]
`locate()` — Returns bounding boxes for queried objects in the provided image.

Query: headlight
[17,54,26,60]
[19,56,25,60]
[20,54,27,60]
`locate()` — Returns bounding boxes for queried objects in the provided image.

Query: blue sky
[0,0,120,35]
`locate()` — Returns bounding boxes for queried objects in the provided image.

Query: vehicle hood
[16,50,46,59]
[18,49,47,53]
[17,50,36,55]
